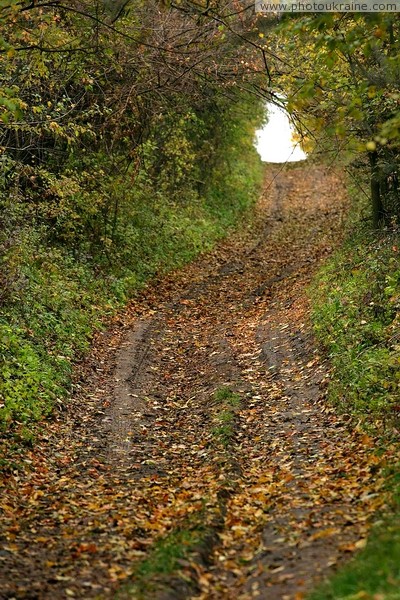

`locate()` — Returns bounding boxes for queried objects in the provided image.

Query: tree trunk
[369,151,385,228]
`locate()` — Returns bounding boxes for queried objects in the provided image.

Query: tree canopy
[267,13,400,225]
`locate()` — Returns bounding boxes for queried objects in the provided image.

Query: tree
[0,0,268,252]
[267,13,400,226]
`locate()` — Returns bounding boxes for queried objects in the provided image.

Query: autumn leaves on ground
[1,164,389,599]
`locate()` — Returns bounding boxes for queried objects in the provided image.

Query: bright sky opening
[255,103,307,163]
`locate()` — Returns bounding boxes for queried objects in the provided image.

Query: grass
[118,518,213,599]
[211,387,241,447]
[308,187,400,599]
[308,514,400,600]
[310,224,400,426]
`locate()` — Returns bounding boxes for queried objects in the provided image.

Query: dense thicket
[0,1,265,430]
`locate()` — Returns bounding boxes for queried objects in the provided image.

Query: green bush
[310,221,400,422]
[0,94,264,433]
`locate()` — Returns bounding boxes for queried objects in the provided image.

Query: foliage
[309,185,400,600]
[0,0,265,431]
[271,14,400,224]
[310,189,400,425]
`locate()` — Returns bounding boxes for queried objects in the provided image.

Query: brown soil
[0,163,386,600]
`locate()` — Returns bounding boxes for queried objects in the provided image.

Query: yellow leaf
[310,527,339,541]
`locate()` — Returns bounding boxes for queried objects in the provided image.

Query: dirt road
[1,164,386,599]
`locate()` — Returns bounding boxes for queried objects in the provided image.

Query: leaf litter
[0,164,392,599]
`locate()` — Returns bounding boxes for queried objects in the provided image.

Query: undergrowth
[309,185,400,599]
[310,221,400,429]
[0,105,263,435]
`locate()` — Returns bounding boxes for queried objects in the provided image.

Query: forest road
[1,163,386,600]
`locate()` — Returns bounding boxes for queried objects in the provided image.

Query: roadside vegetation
[0,109,263,432]
[311,196,400,429]
[0,1,264,434]
[309,186,400,600]
[268,14,400,597]
[309,518,400,600]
